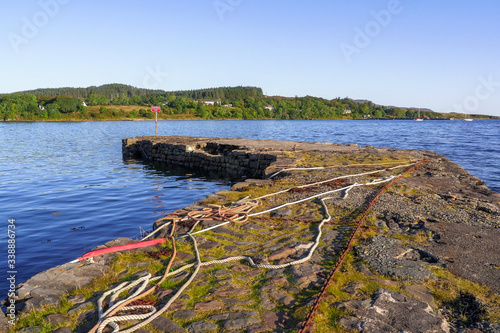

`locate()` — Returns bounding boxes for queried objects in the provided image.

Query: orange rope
[155,202,257,230]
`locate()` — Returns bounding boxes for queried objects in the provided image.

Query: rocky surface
[15,262,109,311]
[425,221,500,294]
[337,288,450,333]
[12,237,149,313]
[357,236,436,282]
[5,136,500,332]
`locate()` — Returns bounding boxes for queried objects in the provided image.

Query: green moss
[10,308,54,332]
[9,294,80,332]
[287,151,415,169]
[309,250,410,331]
[389,183,427,197]
[313,305,357,333]
[425,266,500,322]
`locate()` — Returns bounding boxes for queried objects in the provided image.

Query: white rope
[96,174,382,330]
[268,166,325,179]
[96,195,335,332]
[94,163,413,332]
[141,222,170,241]
[267,161,414,179]
[343,184,356,199]
[99,305,157,332]
[256,162,415,200]
[174,176,394,242]
[248,176,394,218]
[96,232,204,332]
[98,281,128,318]
[97,274,152,333]
[143,162,416,241]
[104,275,151,316]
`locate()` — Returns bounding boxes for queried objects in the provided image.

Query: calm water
[0,119,499,298]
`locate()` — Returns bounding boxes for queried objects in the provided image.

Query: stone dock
[4,136,500,333]
[121,136,360,178]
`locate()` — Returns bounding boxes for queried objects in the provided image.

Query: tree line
[189,96,445,120]
[3,84,262,103]
[5,84,164,101]
[0,84,468,121]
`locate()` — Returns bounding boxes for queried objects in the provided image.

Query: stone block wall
[122,136,284,178]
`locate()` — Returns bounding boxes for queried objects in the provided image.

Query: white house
[343,109,352,114]
[38,105,46,111]
[264,105,275,111]
[198,99,221,106]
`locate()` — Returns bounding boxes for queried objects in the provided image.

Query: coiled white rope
[96,194,335,332]
[97,274,153,333]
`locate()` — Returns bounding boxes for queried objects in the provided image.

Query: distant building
[363,114,372,119]
[223,104,233,107]
[343,109,352,114]
[264,105,275,111]
[38,105,46,111]
[198,99,221,106]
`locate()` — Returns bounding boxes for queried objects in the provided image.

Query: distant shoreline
[1,117,498,123]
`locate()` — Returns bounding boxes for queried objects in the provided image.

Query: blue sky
[1,0,499,115]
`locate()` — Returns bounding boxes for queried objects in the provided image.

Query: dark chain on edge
[298,159,426,333]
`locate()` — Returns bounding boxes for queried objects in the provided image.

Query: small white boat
[414,110,423,121]
[464,118,473,121]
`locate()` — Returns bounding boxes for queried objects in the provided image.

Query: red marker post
[151,106,161,136]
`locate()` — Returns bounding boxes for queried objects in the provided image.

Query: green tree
[86,94,108,106]
[392,108,406,118]
[139,109,153,118]
[36,108,48,119]
[130,96,144,105]
[78,104,88,113]
[195,103,211,119]
[128,109,138,118]
[171,97,187,114]
[47,103,61,119]
[56,96,81,113]
[373,109,385,118]
[406,110,417,118]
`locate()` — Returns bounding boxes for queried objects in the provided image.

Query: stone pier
[122,136,359,178]
[7,136,500,333]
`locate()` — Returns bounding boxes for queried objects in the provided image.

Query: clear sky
[1,0,499,115]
